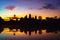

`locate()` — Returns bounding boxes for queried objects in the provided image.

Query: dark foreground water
[0,28,60,40]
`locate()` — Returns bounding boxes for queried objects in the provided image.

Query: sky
[0,0,60,19]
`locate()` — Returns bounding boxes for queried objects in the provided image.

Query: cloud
[27,4,58,10]
[43,4,56,9]
[28,8,34,10]
[57,2,60,6]
[5,5,16,11]
[28,8,45,10]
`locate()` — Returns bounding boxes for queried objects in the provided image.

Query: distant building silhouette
[38,16,42,20]
[13,14,16,19]
[29,14,31,18]
[54,16,57,19]
[35,16,37,19]
[7,14,20,21]
[24,15,27,19]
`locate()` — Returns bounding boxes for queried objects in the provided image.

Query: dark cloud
[43,4,56,9]
[28,8,34,10]
[5,6,16,11]
[28,8,43,10]
[57,2,60,6]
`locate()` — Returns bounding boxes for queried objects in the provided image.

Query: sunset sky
[0,0,60,19]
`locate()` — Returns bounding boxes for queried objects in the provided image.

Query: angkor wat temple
[0,14,60,34]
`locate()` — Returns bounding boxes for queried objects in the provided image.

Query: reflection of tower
[24,31,27,35]
[29,31,31,36]
[13,32,15,36]
[35,30,37,34]
[29,14,31,18]
[13,29,16,36]
[38,30,42,34]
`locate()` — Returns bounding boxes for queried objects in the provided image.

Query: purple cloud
[5,5,16,11]
[43,4,56,9]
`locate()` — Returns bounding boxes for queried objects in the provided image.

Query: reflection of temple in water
[0,28,59,36]
[0,28,46,35]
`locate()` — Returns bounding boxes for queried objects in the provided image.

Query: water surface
[0,28,60,40]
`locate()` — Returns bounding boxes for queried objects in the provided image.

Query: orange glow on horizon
[0,9,60,20]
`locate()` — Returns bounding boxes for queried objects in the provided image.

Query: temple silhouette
[0,14,60,35]
[7,14,20,21]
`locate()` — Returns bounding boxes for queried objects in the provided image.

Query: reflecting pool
[0,28,60,40]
